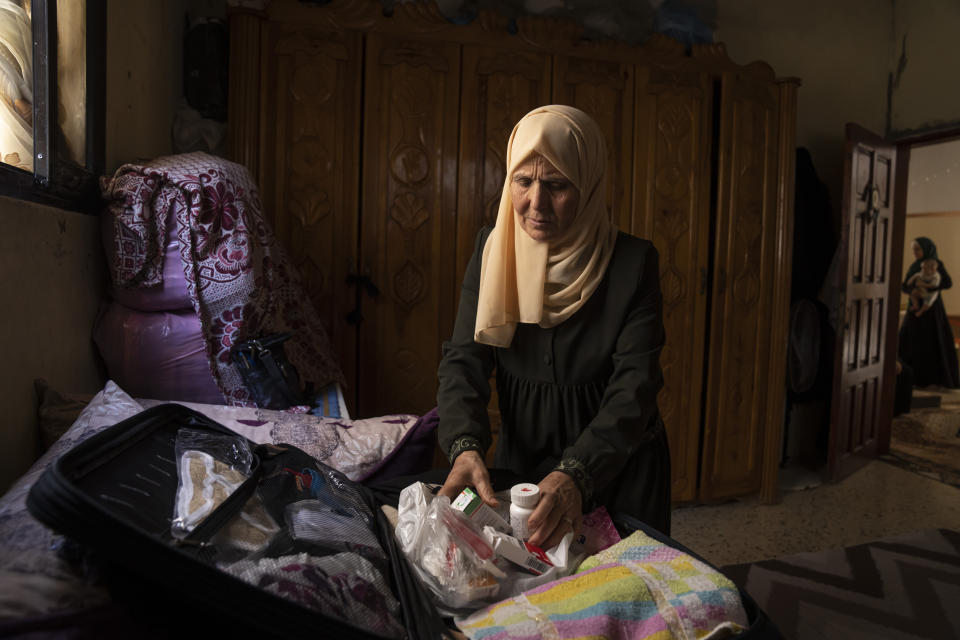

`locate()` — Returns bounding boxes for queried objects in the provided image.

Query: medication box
[451,487,511,533]
[487,530,554,575]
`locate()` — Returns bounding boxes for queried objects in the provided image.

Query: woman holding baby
[898,237,959,388]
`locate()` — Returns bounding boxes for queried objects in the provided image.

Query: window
[0,0,104,211]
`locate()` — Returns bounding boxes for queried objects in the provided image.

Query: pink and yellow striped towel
[455,530,747,639]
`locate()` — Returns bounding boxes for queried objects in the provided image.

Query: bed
[0,380,437,636]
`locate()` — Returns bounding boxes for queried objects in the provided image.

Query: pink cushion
[92,302,224,404]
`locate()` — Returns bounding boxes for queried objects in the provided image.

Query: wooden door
[357,34,461,418]
[699,71,782,502]
[552,55,634,230]
[631,63,714,503]
[258,24,362,405]
[827,124,897,481]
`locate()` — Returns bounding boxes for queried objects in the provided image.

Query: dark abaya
[437,228,671,535]
[898,239,959,388]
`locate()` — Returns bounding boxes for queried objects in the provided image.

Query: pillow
[358,407,439,484]
[34,379,96,452]
[137,398,422,481]
[0,381,143,621]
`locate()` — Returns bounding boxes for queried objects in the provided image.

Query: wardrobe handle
[345,261,380,326]
[361,262,380,299]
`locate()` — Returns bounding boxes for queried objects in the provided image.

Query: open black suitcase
[25,403,449,639]
[26,403,781,640]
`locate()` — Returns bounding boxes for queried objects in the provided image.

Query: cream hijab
[474,105,617,347]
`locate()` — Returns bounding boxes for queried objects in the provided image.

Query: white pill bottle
[510,483,540,540]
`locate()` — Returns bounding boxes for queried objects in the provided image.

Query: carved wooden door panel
[357,34,461,418]
[827,124,897,481]
[699,72,781,502]
[552,56,634,231]
[457,45,552,464]
[456,45,552,288]
[258,24,363,400]
[631,63,714,503]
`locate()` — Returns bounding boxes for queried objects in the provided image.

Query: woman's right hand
[437,450,499,508]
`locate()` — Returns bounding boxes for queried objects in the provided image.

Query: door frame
[880,136,907,459]
[880,126,960,455]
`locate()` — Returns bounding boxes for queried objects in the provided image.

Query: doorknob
[861,184,880,224]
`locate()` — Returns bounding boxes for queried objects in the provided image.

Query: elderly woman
[436,105,670,550]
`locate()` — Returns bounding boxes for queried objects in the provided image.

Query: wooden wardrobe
[227,0,799,504]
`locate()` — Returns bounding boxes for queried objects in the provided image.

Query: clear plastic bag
[171,428,254,538]
[396,482,625,615]
[395,483,506,613]
[208,491,280,557]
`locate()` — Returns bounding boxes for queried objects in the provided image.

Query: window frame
[0,0,105,213]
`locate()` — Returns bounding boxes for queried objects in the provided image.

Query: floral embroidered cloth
[101,152,343,405]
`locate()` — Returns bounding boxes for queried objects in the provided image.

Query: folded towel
[456,530,748,639]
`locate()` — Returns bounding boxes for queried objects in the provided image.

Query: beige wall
[105,0,185,172]
[0,198,106,492]
[891,0,960,136]
[902,138,960,315]
[716,0,892,209]
[906,138,960,213]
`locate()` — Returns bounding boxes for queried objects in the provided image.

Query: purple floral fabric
[101,152,344,405]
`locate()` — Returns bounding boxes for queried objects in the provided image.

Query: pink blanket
[101,152,344,405]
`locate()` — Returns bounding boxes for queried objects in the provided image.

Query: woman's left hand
[526,471,582,550]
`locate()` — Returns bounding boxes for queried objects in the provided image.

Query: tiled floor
[669,458,960,568]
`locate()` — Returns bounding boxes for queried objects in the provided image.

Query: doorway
[780,133,960,492]
[885,135,960,489]
[900,136,960,330]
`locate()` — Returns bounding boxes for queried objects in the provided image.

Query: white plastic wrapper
[482,525,583,598]
[395,482,588,615]
[395,483,503,614]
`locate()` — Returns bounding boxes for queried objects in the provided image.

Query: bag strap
[256,344,304,406]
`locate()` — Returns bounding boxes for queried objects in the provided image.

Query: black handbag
[230,332,308,409]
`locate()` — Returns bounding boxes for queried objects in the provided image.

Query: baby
[907,258,941,316]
